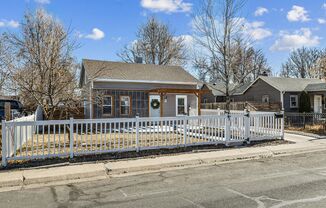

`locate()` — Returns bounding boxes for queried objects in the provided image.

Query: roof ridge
[82,59,182,68]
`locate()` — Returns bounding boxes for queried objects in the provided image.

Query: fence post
[1,120,7,167]
[225,114,231,146]
[183,116,187,146]
[244,109,250,144]
[136,116,140,152]
[281,110,285,140]
[69,117,74,159]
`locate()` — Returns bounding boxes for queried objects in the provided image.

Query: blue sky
[0,0,326,75]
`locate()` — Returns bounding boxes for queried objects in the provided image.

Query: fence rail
[284,112,326,129]
[1,112,284,167]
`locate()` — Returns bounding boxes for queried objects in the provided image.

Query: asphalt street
[2,151,326,207]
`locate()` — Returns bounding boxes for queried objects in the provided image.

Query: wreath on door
[151,99,160,109]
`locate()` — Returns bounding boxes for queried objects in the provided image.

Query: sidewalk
[1,133,326,189]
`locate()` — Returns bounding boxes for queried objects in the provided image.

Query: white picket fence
[1,111,284,167]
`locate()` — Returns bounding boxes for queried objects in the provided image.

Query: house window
[120,96,131,116]
[290,95,298,108]
[262,95,269,103]
[176,95,187,116]
[102,96,113,116]
[203,98,208,103]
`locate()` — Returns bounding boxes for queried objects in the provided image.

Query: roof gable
[82,59,199,85]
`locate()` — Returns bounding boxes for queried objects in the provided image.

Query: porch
[147,88,207,117]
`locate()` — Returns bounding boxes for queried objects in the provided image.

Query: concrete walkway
[1,133,326,189]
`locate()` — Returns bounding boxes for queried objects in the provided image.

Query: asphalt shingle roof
[82,59,199,84]
[205,82,251,96]
[305,83,326,92]
[258,76,325,92]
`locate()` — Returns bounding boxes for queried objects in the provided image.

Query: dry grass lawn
[12,130,220,158]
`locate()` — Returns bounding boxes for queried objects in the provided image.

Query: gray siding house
[79,59,202,118]
[203,76,326,113]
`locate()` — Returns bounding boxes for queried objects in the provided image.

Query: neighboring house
[201,82,250,103]
[79,59,203,118]
[203,76,326,113]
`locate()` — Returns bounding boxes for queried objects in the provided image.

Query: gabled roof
[305,83,326,92]
[240,76,325,94]
[81,59,199,85]
[258,76,324,92]
[204,82,251,96]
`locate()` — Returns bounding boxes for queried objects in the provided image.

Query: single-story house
[203,76,326,113]
[79,59,203,118]
[201,82,250,103]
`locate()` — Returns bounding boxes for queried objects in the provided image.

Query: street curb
[106,146,326,176]
[0,171,23,188]
[0,163,107,188]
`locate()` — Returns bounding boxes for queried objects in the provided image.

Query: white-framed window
[176,95,187,116]
[262,95,269,103]
[290,95,298,108]
[102,96,113,116]
[120,96,131,116]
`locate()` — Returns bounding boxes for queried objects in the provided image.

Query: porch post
[160,93,164,117]
[198,93,201,116]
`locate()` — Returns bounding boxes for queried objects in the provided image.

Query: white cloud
[323,3,326,10]
[82,28,105,40]
[254,7,268,16]
[0,19,19,28]
[318,18,326,24]
[241,20,272,41]
[270,28,320,51]
[7,20,19,28]
[287,5,310,22]
[178,34,194,49]
[34,0,50,4]
[140,0,192,13]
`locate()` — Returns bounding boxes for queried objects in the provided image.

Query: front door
[149,95,160,117]
[314,95,322,113]
[176,95,187,116]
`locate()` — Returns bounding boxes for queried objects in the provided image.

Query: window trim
[290,95,298,108]
[120,95,131,116]
[176,95,187,116]
[102,95,113,116]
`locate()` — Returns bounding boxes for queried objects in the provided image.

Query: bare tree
[3,9,80,119]
[231,38,271,84]
[118,17,187,66]
[193,0,260,111]
[280,47,326,79]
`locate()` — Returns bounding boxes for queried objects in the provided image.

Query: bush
[299,91,311,113]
